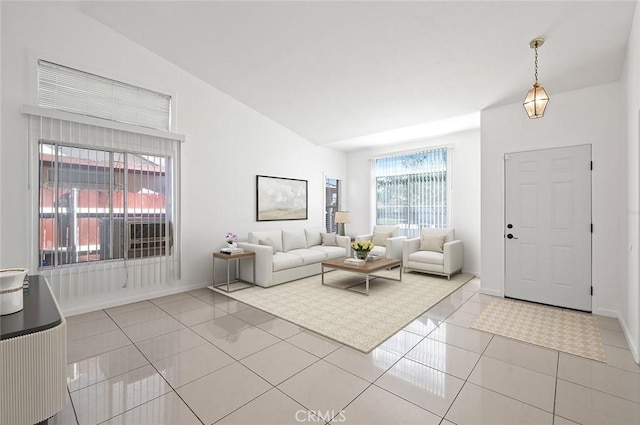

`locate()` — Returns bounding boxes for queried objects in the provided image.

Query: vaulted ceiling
[79,1,636,150]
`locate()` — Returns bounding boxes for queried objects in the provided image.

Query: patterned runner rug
[471,298,606,362]
[213,269,474,353]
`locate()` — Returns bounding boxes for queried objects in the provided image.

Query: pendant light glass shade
[523,38,549,119]
[523,83,549,119]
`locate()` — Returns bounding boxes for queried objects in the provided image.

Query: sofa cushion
[420,233,446,253]
[283,229,307,252]
[258,237,276,253]
[287,248,327,265]
[272,252,304,271]
[249,230,283,252]
[409,250,444,265]
[372,230,392,247]
[321,233,338,246]
[310,245,346,260]
[305,227,326,247]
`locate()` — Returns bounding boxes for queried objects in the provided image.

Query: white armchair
[403,228,463,279]
[355,225,407,260]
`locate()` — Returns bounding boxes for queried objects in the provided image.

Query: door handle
[506,234,519,239]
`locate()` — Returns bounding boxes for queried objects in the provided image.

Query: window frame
[324,176,342,233]
[37,140,173,269]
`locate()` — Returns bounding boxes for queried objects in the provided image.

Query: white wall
[0,2,346,314]
[622,0,640,362]
[346,129,481,276]
[481,83,626,319]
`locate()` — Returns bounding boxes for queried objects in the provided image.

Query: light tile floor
[50,277,640,425]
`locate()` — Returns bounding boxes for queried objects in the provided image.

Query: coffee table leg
[365,274,369,296]
[321,264,325,286]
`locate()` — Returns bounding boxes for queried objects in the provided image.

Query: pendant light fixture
[523,38,549,119]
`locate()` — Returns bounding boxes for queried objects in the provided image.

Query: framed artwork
[256,175,308,221]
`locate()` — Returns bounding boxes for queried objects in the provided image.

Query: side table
[209,251,256,293]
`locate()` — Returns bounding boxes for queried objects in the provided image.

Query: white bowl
[0,268,28,315]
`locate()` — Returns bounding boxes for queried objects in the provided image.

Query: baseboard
[618,315,640,364]
[592,307,619,318]
[62,281,212,317]
[463,269,480,278]
[479,287,502,297]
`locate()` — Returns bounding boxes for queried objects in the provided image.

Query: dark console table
[0,275,67,425]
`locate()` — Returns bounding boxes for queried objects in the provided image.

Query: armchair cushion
[373,225,400,237]
[409,250,444,265]
[420,227,455,243]
[371,245,386,257]
[420,233,446,253]
[372,230,393,246]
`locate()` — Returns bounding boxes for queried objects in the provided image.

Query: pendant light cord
[534,42,539,84]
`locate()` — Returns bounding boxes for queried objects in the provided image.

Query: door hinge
[591,286,593,296]
[590,161,593,170]
[591,223,593,233]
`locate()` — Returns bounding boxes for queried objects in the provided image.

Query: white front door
[504,145,592,311]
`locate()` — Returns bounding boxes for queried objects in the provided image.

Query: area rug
[213,269,474,353]
[471,298,606,362]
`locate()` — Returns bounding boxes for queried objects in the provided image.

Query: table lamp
[334,211,351,236]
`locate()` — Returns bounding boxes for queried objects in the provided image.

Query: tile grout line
[552,350,560,425]
[555,376,640,406]
[438,329,495,422]
[354,299,466,421]
[97,307,206,425]
[65,385,80,425]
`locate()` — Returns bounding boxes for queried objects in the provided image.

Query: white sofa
[403,227,464,279]
[238,227,350,287]
[355,225,407,260]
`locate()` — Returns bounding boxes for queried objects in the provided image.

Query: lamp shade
[334,211,351,224]
[523,83,549,119]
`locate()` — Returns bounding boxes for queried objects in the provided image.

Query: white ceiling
[79,1,636,151]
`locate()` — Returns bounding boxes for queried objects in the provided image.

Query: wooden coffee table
[321,257,402,295]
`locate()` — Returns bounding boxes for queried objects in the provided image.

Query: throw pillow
[258,237,276,253]
[420,234,447,253]
[372,231,392,247]
[320,232,338,246]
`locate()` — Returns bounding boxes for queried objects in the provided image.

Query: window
[38,60,172,131]
[29,61,181,294]
[325,177,341,233]
[38,142,173,268]
[375,148,448,237]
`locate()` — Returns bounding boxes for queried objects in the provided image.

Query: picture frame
[256,175,308,221]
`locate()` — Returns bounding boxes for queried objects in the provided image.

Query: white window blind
[38,60,172,131]
[28,114,181,303]
[375,148,448,237]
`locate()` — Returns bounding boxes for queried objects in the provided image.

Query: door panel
[505,145,592,311]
